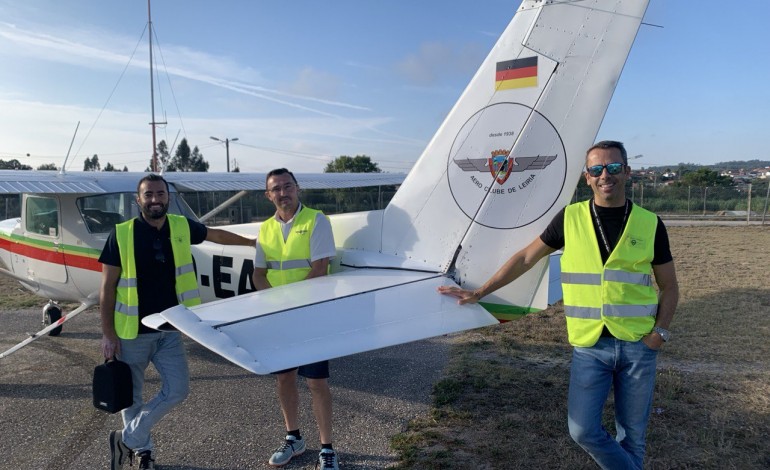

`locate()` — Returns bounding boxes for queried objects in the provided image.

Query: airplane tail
[338,0,650,320]
[146,0,654,374]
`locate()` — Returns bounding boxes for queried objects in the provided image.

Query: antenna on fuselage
[59,121,80,175]
[159,129,181,176]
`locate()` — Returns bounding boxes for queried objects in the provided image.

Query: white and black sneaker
[316,448,339,470]
[268,435,306,466]
[109,430,132,470]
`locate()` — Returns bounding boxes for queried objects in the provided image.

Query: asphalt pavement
[0,307,451,469]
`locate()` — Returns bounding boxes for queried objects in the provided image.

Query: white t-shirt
[253,204,336,269]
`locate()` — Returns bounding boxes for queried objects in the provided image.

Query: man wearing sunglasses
[98,174,256,470]
[439,141,679,470]
[252,168,339,470]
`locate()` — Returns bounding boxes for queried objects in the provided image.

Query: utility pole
[210,136,239,172]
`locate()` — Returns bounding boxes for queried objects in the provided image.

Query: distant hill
[711,160,770,171]
[641,160,770,172]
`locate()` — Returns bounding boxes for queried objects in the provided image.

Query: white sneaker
[268,435,306,466]
[316,448,339,470]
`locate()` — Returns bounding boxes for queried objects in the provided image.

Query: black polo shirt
[539,202,673,265]
[99,214,207,333]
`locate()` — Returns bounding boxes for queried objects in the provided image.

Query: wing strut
[0,301,97,359]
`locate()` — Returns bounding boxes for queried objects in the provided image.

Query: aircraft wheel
[44,305,63,337]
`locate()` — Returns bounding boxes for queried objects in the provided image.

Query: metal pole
[148,0,158,173]
[747,183,752,224]
[703,187,708,216]
[225,138,230,173]
[762,182,769,225]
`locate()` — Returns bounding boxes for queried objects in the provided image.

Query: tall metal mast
[148,0,158,173]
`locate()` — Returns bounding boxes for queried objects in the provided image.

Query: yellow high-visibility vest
[114,214,201,339]
[259,206,324,287]
[561,201,659,347]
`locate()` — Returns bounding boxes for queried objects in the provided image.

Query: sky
[0,0,768,173]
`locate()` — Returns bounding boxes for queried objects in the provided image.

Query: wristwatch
[652,326,670,342]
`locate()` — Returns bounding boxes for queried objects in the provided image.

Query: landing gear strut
[43,302,63,337]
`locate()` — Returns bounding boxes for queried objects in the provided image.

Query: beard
[141,202,169,220]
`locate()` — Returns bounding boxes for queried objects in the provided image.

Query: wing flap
[149,270,496,374]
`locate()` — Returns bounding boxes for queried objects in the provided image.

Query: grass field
[391,226,770,469]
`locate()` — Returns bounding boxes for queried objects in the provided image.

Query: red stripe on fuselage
[0,237,101,272]
[64,253,102,272]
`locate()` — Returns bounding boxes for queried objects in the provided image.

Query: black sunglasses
[586,162,625,177]
[153,239,165,263]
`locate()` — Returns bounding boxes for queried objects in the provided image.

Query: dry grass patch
[392,226,770,469]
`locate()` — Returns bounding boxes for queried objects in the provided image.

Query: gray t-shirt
[253,204,336,268]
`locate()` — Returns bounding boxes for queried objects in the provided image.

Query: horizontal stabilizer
[145,270,497,374]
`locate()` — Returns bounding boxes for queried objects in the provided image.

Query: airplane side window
[76,192,199,234]
[25,196,59,237]
[77,194,128,233]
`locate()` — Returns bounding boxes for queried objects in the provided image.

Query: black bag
[92,359,133,413]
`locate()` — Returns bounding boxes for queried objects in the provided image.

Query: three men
[439,141,679,469]
[99,174,255,470]
[252,168,339,469]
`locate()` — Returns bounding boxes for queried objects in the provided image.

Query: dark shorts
[273,360,330,379]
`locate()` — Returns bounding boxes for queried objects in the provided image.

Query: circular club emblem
[447,102,566,229]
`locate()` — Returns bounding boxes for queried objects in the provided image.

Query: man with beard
[439,141,679,470]
[99,174,255,470]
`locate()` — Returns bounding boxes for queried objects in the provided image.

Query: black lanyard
[590,198,631,256]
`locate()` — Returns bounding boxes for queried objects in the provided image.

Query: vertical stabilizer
[379,0,649,318]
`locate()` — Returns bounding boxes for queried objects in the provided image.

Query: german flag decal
[495,57,537,90]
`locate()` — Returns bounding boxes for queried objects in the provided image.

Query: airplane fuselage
[0,192,263,305]
[0,191,374,307]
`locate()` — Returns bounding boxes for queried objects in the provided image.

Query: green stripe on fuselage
[479,301,541,322]
[0,231,100,258]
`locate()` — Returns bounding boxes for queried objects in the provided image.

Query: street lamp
[210,136,239,172]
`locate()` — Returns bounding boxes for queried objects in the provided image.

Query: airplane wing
[0,170,405,194]
[144,269,496,374]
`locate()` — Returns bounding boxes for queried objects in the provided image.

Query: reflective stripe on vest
[560,201,659,347]
[113,214,201,339]
[259,206,322,287]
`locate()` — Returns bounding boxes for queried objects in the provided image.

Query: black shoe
[136,450,155,470]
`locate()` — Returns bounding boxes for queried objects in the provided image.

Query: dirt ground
[392,225,770,469]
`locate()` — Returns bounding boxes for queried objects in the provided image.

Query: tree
[103,162,116,172]
[324,155,381,173]
[679,167,733,187]
[123,166,129,172]
[0,159,32,170]
[145,140,172,172]
[167,138,209,172]
[84,155,100,171]
[37,163,58,171]
[323,155,384,212]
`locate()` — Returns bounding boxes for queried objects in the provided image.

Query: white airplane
[141,0,651,374]
[0,171,404,358]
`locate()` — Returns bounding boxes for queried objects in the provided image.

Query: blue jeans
[118,331,189,452]
[567,337,658,470]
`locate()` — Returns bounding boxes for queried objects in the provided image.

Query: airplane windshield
[77,192,198,234]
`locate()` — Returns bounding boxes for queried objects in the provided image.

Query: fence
[181,186,400,225]
[572,181,770,222]
[1,181,767,224]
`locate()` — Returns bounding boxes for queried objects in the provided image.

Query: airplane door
[16,195,67,283]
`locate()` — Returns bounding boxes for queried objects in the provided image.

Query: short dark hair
[265,168,298,188]
[586,140,628,165]
[137,173,169,195]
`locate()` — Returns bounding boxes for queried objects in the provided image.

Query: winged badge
[453,152,557,185]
